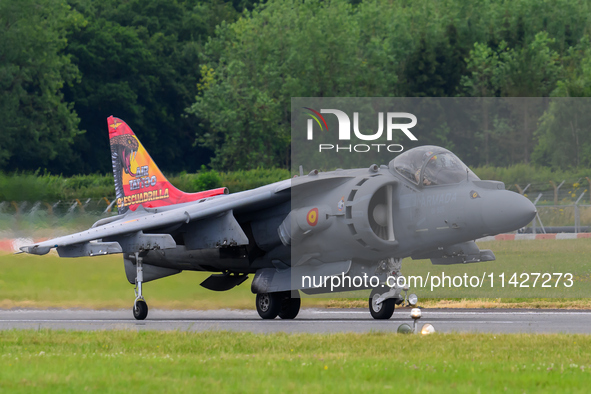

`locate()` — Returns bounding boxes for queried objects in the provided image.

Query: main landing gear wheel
[256,292,282,319]
[256,291,301,319]
[278,293,301,320]
[369,287,395,320]
[133,300,148,320]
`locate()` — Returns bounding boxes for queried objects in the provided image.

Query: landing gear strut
[256,291,300,319]
[133,252,148,320]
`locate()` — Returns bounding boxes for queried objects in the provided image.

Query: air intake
[368,185,395,241]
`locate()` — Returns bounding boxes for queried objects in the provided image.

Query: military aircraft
[19,117,536,320]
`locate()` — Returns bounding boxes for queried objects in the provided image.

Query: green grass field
[0,253,259,310]
[1,330,591,393]
[405,238,591,299]
[0,239,590,310]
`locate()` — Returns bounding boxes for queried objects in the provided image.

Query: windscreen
[390,146,479,186]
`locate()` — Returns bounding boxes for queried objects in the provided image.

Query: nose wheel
[132,252,148,320]
[369,287,395,319]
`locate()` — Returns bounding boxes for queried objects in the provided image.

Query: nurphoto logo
[304,107,418,153]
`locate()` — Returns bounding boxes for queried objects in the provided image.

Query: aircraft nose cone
[483,191,536,234]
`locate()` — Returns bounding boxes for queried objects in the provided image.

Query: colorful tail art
[108,116,227,214]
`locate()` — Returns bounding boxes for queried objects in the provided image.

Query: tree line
[2,0,591,176]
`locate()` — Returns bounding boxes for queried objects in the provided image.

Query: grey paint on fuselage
[138,162,534,287]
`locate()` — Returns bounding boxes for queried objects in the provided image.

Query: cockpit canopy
[389,146,479,186]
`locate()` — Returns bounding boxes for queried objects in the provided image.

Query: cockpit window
[390,147,432,185]
[389,146,479,186]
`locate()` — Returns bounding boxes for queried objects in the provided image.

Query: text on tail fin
[107,116,227,214]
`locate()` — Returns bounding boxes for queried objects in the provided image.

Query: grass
[0,330,591,392]
[402,239,591,300]
[0,252,332,310]
[0,253,255,310]
[1,239,591,310]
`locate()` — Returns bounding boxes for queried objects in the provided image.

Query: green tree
[405,24,467,97]
[551,36,591,98]
[0,0,82,172]
[533,37,591,169]
[188,0,410,170]
[497,32,562,163]
[532,98,591,169]
[63,0,239,175]
[462,43,502,165]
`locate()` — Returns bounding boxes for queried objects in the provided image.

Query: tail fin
[107,116,227,214]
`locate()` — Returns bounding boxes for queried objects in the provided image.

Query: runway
[0,308,590,333]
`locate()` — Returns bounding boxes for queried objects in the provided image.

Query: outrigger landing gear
[132,252,148,320]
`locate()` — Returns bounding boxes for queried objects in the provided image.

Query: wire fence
[508,178,591,233]
[0,198,117,238]
[523,204,591,234]
[508,178,591,206]
[0,198,117,216]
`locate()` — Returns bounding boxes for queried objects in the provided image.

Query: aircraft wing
[20,179,291,256]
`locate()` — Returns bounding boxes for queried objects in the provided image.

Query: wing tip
[19,245,51,255]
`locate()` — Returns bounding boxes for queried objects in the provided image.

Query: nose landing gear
[369,257,404,320]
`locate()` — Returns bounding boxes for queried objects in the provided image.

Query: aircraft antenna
[299,165,304,177]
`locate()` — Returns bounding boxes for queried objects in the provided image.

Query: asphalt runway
[0,308,590,333]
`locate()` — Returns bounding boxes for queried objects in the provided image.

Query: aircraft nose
[483,191,537,234]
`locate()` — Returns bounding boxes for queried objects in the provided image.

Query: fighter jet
[19,117,536,320]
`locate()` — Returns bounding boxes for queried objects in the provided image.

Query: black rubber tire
[278,293,301,320]
[256,293,282,319]
[369,288,395,319]
[133,300,148,320]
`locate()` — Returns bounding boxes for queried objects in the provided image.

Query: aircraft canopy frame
[390,146,479,187]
